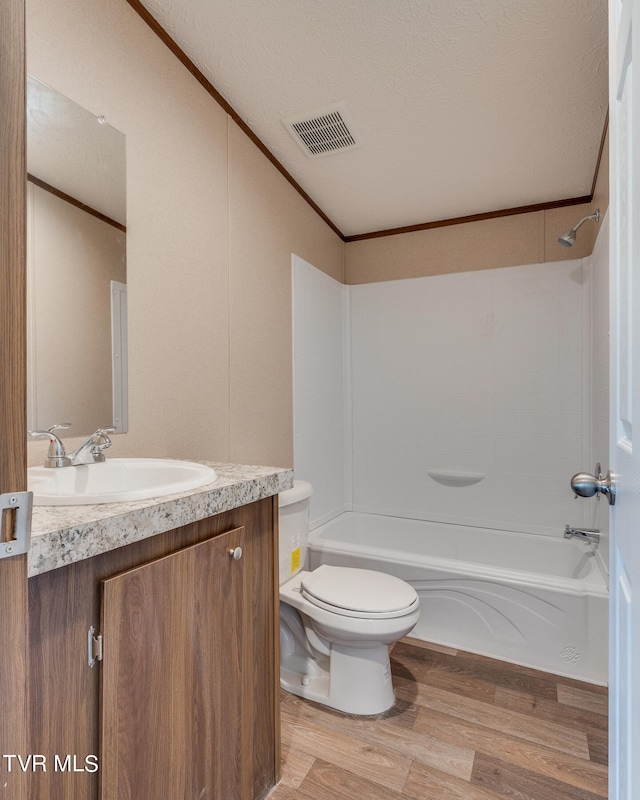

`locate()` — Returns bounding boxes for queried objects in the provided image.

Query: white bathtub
[307,512,608,684]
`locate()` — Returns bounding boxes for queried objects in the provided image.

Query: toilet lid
[300,565,419,619]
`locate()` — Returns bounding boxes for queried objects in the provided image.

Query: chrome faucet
[68,427,116,466]
[29,424,115,467]
[28,423,72,468]
[564,524,600,545]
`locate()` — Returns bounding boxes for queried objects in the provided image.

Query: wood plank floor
[271,638,608,800]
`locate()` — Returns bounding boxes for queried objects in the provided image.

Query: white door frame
[608,0,640,797]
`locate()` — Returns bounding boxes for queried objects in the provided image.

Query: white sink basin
[28,458,217,506]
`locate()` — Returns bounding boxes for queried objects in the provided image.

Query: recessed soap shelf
[427,471,484,487]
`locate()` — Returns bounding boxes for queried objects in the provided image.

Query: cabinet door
[100,526,249,800]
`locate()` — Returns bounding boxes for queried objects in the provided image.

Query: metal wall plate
[0,491,33,559]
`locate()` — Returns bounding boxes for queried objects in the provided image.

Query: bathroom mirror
[26,75,128,437]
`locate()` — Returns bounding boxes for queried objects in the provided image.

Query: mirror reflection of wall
[26,75,128,437]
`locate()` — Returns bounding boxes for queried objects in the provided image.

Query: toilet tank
[278,480,313,585]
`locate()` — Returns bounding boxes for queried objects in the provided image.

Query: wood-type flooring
[271,637,608,800]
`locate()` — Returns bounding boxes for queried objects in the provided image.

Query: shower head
[557,229,577,247]
[557,209,600,248]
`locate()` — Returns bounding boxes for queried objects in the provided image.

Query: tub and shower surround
[294,253,593,537]
[349,259,590,536]
[308,512,608,684]
[292,252,608,678]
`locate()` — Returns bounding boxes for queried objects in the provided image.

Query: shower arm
[570,210,600,234]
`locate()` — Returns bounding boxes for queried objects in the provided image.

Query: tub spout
[564,525,600,545]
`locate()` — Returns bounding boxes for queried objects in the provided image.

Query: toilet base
[280,640,395,715]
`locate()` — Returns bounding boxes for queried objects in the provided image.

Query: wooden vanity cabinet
[28,497,280,800]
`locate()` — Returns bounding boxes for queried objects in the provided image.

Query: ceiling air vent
[282,103,363,158]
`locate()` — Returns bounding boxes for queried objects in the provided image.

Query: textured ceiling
[139,0,608,237]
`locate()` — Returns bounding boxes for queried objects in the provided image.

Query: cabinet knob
[229,546,243,560]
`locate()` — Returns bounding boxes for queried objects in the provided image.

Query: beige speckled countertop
[29,462,293,578]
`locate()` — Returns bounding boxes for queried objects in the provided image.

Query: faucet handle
[28,424,72,468]
[28,423,72,439]
[89,427,116,462]
[48,423,72,433]
[92,427,116,447]
[94,427,116,436]
[28,423,71,442]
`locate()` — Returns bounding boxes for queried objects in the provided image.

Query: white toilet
[279,481,420,715]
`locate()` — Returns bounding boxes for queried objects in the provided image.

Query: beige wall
[228,121,343,466]
[26,0,343,469]
[345,132,609,284]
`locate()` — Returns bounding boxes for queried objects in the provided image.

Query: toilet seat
[300,565,419,619]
